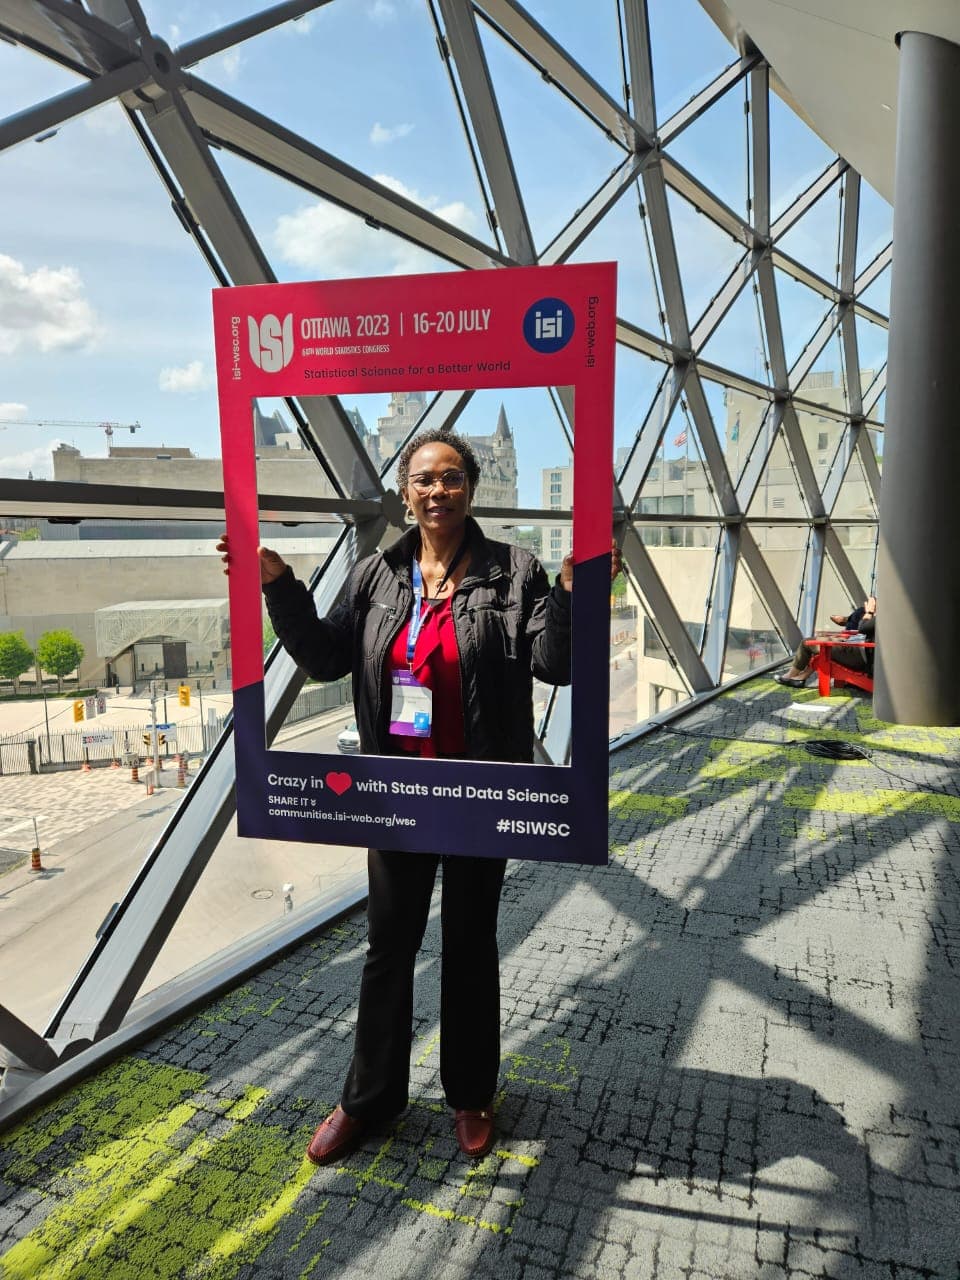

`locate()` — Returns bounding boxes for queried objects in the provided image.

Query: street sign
[121,752,140,767]
[84,696,97,719]
[81,730,113,747]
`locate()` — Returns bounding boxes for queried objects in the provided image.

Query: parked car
[337,720,361,754]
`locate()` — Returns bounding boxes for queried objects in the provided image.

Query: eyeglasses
[408,469,467,494]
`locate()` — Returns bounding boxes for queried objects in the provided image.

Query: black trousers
[340,849,507,1120]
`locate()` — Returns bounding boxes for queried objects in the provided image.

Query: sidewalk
[0,764,191,874]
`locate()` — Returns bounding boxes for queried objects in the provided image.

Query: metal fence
[34,719,226,772]
[0,738,34,776]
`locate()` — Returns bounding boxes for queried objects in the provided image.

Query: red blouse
[389,595,466,758]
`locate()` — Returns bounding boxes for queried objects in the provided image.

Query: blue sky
[0,0,891,506]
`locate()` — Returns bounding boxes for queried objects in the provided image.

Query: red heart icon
[326,771,353,796]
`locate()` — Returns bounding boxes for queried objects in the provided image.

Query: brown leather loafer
[454,1108,495,1159]
[306,1106,366,1166]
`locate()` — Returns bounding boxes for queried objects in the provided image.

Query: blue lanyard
[407,558,429,667]
[407,539,468,667]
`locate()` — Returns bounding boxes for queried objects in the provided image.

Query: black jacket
[263,518,571,763]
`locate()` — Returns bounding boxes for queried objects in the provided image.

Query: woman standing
[220,428,578,1163]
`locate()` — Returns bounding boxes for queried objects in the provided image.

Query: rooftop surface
[1,678,958,1279]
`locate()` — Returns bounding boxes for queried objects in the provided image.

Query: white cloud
[158,360,213,393]
[370,121,414,146]
[216,48,244,81]
[0,254,101,355]
[272,174,476,278]
[0,440,62,479]
[368,0,397,22]
[0,403,28,421]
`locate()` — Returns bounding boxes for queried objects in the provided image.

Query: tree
[0,631,34,693]
[263,616,277,656]
[36,629,84,692]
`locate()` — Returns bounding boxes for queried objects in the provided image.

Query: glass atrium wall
[0,0,887,1101]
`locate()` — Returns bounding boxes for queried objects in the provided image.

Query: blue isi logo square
[523,297,575,354]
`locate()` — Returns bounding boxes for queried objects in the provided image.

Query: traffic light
[178,684,191,707]
[73,700,84,723]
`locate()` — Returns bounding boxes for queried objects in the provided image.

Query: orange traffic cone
[131,762,140,784]
[29,846,43,873]
[176,754,186,788]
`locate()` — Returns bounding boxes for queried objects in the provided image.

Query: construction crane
[0,418,141,444]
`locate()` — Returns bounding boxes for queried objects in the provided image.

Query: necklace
[418,535,469,598]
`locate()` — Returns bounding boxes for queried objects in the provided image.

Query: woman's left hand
[559,541,622,593]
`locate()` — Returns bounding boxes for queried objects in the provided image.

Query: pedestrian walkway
[0,765,191,872]
[1,678,958,1279]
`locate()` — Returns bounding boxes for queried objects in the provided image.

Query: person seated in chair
[774,596,876,688]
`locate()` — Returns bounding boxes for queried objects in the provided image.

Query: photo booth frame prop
[214,262,616,865]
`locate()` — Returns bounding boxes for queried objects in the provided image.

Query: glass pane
[479,18,627,253]
[856,179,893,276]
[625,564,694,723]
[775,179,843,287]
[867,428,884,468]
[613,345,669,465]
[775,266,833,375]
[749,524,811,620]
[635,403,724,523]
[795,406,845,492]
[568,183,666,338]
[866,389,886,426]
[746,429,809,519]
[769,91,837,223]
[517,1,627,104]
[833,525,878,597]
[701,377,773,485]
[649,0,739,125]
[857,264,890,316]
[666,75,750,222]
[697,272,770,382]
[815,553,858,632]
[831,449,877,520]
[795,324,848,413]
[724,559,790,679]
[667,185,745,327]
[644,524,721,650]
[854,313,888,396]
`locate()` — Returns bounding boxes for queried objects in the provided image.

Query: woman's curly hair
[396,428,481,497]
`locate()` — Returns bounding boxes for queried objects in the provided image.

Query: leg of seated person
[780,640,816,681]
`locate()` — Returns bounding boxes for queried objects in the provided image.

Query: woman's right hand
[216,533,288,585]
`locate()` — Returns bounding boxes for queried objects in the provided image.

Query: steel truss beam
[437,0,535,263]
[620,0,655,135]
[475,0,650,150]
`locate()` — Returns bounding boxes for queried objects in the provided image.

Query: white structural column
[874,30,960,724]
